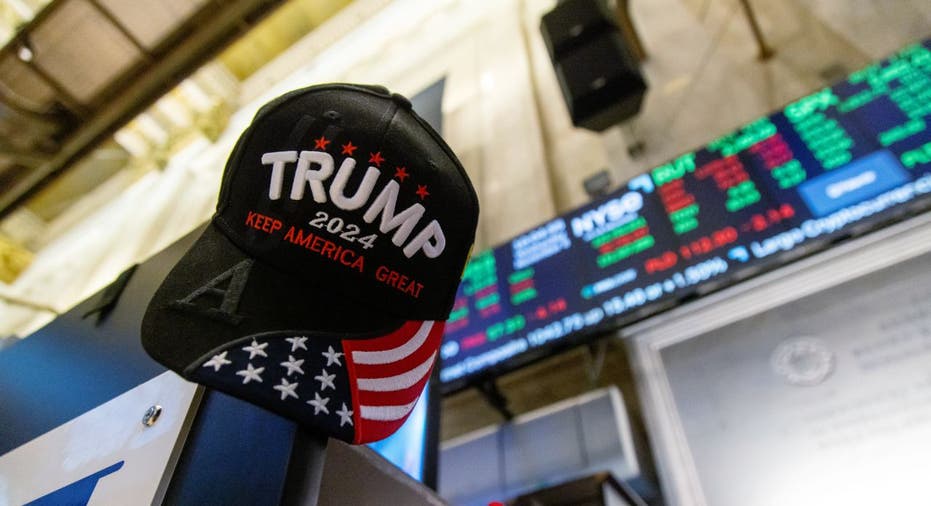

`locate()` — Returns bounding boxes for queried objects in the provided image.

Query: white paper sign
[0,372,200,506]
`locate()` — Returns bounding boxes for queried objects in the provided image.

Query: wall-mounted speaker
[540,0,648,131]
[540,0,618,60]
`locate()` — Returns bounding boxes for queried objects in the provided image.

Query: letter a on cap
[169,260,254,324]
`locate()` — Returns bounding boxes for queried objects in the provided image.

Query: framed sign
[628,212,931,505]
[0,372,200,505]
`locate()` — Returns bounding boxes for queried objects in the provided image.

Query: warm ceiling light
[16,40,34,62]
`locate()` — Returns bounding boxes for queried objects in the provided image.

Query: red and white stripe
[342,320,444,443]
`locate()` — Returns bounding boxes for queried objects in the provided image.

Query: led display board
[439,38,931,393]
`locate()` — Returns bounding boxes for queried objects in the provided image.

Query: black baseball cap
[142,84,478,443]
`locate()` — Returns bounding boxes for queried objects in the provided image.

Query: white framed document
[628,213,931,506]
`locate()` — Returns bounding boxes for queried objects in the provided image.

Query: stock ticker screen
[439,39,931,391]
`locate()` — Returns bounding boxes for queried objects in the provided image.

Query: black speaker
[540,0,618,60]
[552,30,647,131]
[540,0,648,131]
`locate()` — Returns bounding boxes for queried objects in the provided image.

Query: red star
[369,152,385,167]
[341,141,358,156]
[313,136,330,150]
[415,184,430,200]
[394,166,410,182]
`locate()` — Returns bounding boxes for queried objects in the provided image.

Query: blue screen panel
[367,383,429,482]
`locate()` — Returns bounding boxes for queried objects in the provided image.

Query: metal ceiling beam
[0,92,67,128]
[0,142,51,167]
[85,0,152,60]
[0,0,286,218]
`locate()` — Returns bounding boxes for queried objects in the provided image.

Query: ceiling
[0,0,290,219]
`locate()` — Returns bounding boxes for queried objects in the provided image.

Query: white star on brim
[203,352,232,372]
[336,403,353,427]
[242,339,268,359]
[280,355,305,376]
[273,378,299,401]
[236,363,264,384]
[314,368,336,391]
[307,392,330,415]
[322,346,344,367]
[285,336,308,352]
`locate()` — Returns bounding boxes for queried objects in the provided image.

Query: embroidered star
[341,141,358,156]
[203,352,232,372]
[273,378,299,401]
[236,363,265,384]
[280,355,305,376]
[394,166,410,182]
[314,368,336,391]
[415,184,430,200]
[307,392,330,415]
[313,136,331,150]
[369,151,385,167]
[322,346,344,367]
[285,336,308,352]
[336,403,354,427]
[242,339,268,359]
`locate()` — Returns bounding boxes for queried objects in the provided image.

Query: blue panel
[161,391,296,505]
[367,383,429,482]
[798,150,910,217]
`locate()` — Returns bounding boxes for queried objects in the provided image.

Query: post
[614,0,648,61]
[280,429,329,505]
[737,0,775,60]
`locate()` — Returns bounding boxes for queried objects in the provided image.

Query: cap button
[391,93,413,110]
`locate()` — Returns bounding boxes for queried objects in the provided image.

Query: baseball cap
[141,84,478,444]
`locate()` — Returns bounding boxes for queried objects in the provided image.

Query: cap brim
[142,223,444,443]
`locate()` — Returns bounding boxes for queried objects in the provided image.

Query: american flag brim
[186,319,443,444]
[343,320,444,443]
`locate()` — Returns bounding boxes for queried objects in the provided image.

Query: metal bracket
[738,0,775,60]
[477,379,513,422]
[584,340,609,384]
